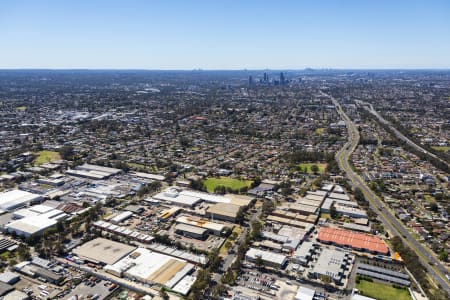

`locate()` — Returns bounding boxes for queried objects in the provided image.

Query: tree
[207,249,223,272]
[439,251,448,262]
[189,269,211,299]
[159,289,169,300]
[262,200,275,215]
[212,282,227,298]
[214,185,226,194]
[221,270,236,285]
[229,232,238,240]
[236,207,245,224]
[251,220,263,239]
[17,245,31,261]
[311,164,319,174]
[330,202,338,219]
[179,136,191,148]
[251,177,261,188]
[255,256,264,269]
[430,202,439,212]
[8,259,17,267]
[354,187,368,206]
[58,145,75,160]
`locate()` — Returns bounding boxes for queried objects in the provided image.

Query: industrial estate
[0,69,449,300]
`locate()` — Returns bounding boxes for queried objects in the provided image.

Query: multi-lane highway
[357,100,450,170]
[322,92,450,295]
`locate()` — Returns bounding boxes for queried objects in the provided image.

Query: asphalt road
[219,206,263,277]
[357,100,449,169]
[322,92,450,295]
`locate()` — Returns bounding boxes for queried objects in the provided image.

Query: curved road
[322,92,450,295]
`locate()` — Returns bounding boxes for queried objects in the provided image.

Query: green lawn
[424,194,436,204]
[315,127,325,135]
[320,213,331,219]
[203,177,253,193]
[16,106,27,111]
[431,146,450,152]
[34,150,61,166]
[298,163,327,174]
[356,280,411,300]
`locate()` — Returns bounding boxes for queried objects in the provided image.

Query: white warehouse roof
[111,211,133,224]
[153,187,234,207]
[245,248,287,266]
[0,190,42,211]
[6,215,57,236]
[295,286,315,300]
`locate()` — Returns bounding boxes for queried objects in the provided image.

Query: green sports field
[356,279,411,300]
[298,162,327,174]
[203,177,253,193]
[34,150,61,166]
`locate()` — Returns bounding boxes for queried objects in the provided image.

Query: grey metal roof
[358,263,409,279]
[356,269,410,286]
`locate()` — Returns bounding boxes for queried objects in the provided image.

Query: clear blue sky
[1,0,449,69]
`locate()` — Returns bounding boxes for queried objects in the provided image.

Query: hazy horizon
[1,0,450,69]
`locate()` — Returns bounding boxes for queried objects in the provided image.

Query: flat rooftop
[0,190,42,211]
[175,223,208,235]
[224,194,254,207]
[312,248,347,280]
[176,215,225,232]
[77,163,121,175]
[105,248,194,287]
[207,202,241,218]
[72,238,136,265]
[153,188,201,207]
[129,172,165,181]
[245,248,287,265]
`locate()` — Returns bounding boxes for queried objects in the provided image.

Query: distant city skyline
[1,0,450,69]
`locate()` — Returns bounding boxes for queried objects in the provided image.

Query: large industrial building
[309,248,353,285]
[92,221,154,243]
[175,223,208,240]
[0,190,43,212]
[245,248,288,268]
[270,210,318,224]
[152,188,202,207]
[72,238,136,265]
[104,248,195,291]
[152,187,253,208]
[5,205,67,237]
[206,202,241,222]
[317,227,389,255]
[66,163,121,180]
[110,211,133,224]
[176,215,227,236]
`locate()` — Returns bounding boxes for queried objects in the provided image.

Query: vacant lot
[356,279,411,300]
[34,150,61,166]
[298,162,327,174]
[203,177,252,193]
